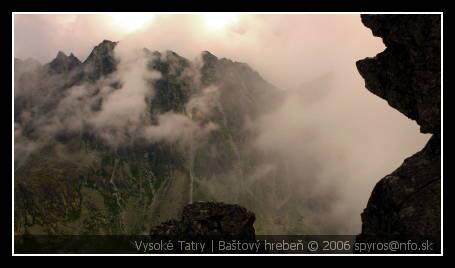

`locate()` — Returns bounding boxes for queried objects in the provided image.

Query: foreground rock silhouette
[356,14,441,252]
[150,202,256,239]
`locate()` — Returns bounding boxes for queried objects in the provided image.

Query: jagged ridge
[14,39,281,236]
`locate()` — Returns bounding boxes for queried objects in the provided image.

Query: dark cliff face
[356,15,441,134]
[356,14,441,249]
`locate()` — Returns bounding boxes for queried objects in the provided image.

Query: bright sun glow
[110,13,155,33]
[202,13,239,31]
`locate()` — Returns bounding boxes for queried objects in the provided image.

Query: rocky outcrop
[356,15,441,134]
[82,40,118,81]
[356,14,441,251]
[150,202,256,239]
[47,51,81,74]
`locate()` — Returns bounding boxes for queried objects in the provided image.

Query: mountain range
[14,40,294,235]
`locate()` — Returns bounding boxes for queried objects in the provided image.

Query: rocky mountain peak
[56,51,67,58]
[47,50,81,74]
[83,40,118,64]
[201,50,218,64]
[82,40,119,80]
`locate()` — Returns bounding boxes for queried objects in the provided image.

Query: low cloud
[14,14,431,234]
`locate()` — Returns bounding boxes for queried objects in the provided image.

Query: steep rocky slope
[14,40,282,235]
[356,15,441,248]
